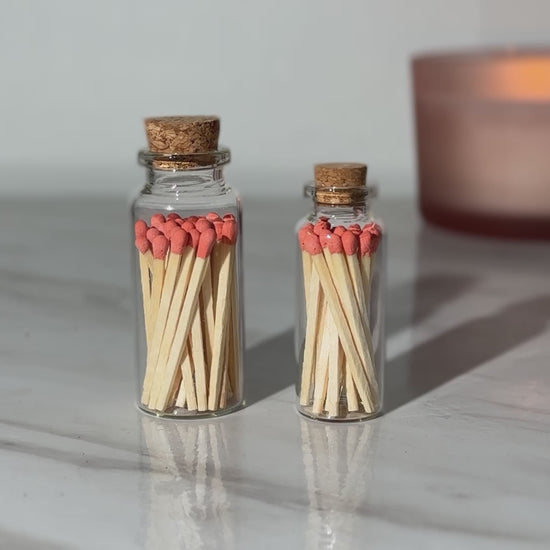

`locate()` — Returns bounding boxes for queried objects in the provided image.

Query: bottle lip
[303,182,378,201]
[138,147,231,170]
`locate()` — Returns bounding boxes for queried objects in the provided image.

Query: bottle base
[297,405,381,423]
[138,399,244,419]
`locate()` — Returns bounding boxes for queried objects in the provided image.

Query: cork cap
[314,163,367,205]
[144,116,220,168]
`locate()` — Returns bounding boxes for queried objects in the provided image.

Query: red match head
[181,220,195,232]
[206,212,221,221]
[313,220,330,235]
[222,219,238,244]
[197,228,216,258]
[134,219,148,238]
[326,232,343,254]
[188,228,200,250]
[318,228,332,249]
[298,223,314,250]
[152,234,169,259]
[222,213,235,221]
[166,213,180,221]
[151,213,165,230]
[348,224,361,236]
[304,233,322,255]
[187,216,199,223]
[195,217,214,233]
[146,227,160,244]
[342,230,359,255]
[134,237,149,254]
[213,219,224,241]
[170,228,188,254]
[161,220,178,239]
[333,225,346,237]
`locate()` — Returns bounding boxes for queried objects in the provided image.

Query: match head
[161,220,178,238]
[222,213,236,221]
[304,233,322,255]
[333,225,346,236]
[222,219,238,244]
[174,217,185,226]
[342,230,359,255]
[318,228,332,249]
[298,223,314,249]
[134,236,150,254]
[134,219,148,238]
[181,220,196,232]
[195,217,214,233]
[206,212,221,221]
[146,227,160,244]
[348,223,361,236]
[170,228,188,254]
[151,213,165,230]
[166,213,180,221]
[213,219,224,241]
[313,220,331,235]
[197,228,217,258]
[361,223,382,255]
[188,228,200,250]
[187,216,199,223]
[326,232,343,254]
[152,234,169,259]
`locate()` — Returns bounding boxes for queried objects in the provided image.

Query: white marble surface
[1,195,549,549]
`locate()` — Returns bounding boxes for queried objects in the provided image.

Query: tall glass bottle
[132,116,243,417]
[296,163,385,421]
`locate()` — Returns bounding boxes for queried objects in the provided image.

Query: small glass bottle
[132,116,243,417]
[295,163,385,421]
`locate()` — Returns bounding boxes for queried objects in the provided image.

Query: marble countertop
[1,195,549,549]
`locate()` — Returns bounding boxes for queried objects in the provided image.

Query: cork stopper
[314,163,367,205]
[144,116,220,169]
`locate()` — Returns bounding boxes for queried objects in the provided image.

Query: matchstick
[134,235,153,344]
[145,228,188,390]
[207,219,237,410]
[148,234,169,331]
[299,224,323,405]
[325,317,342,417]
[321,232,378,403]
[312,304,333,415]
[151,228,216,412]
[304,233,377,413]
[141,226,197,406]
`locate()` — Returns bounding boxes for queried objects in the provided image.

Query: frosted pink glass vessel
[413,49,550,239]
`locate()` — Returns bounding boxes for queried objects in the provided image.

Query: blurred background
[1,0,550,199]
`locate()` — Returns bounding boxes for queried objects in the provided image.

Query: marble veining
[0,196,549,549]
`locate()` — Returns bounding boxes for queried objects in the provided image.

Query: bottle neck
[145,166,228,197]
[312,201,371,223]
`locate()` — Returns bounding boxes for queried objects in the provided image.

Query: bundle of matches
[134,211,240,414]
[298,219,382,419]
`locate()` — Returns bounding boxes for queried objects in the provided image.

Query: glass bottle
[295,163,385,421]
[132,116,243,417]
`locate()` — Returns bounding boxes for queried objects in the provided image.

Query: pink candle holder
[413,49,550,239]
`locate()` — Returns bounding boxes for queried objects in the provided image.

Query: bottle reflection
[301,419,377,549]
[141,417,234,550]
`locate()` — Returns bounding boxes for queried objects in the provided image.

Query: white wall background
[1,0,549,197]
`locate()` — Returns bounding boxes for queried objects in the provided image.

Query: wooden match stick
[325,324,343,417]
[207,219,237,410]
[322,232,378,399]
[151,228,216,412]
[312,302,332,415]
[304,233,377,412]
[189,300,208,411]
[141,227,197,406]
[298,224,323,405]
[145,228,188,388]
[148,234,169,331]
[134,235,153,344]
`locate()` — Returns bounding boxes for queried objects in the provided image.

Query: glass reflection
[300,419,377,549]
[141,417,234,550]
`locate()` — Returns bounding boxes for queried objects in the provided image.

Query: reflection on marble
[301,419,377,549]
[141,418,233,550]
